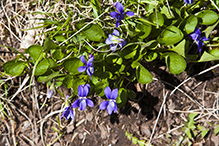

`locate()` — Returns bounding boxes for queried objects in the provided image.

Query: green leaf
[91,0,101,18]
[94,79,109,96]
[144,51,158,62]
[121,44,138,59]
[209,49,219,57]
[169,39,186,58]
[157,26,184,45]
[63,76,74,89]
[43,38,58,52]
[35,59,50,76]
[127,90,136,99]
[116,88,128,108]
[204,20,219,38]
[163,52,186,74]
[138,140,146,146]
[3,60,26,76]
[214,125,219,135]
[197,10,219,25]
[37,72,64,82]
[185,15,198,34]
[63,57,84,74]
[125,131,133,140]
[53,49,64,60]
[201,129,209,138]
[136,21,152,38]
[148,11,164,27]
[132,137,138,144]
[72,78,86,94]
[185,128,192,139]
[198,51,219,62]
[82,24,105,41]
[136,64,153,84]
[27,45,43,60]
[106,53,122,64]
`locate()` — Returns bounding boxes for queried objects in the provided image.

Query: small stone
[53,143,61,146]
[140,123,151,138]
[86,112,93,122]
[67,124,74,133]
[78,133,84,139]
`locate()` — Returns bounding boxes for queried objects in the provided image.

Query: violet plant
[2,0,219,129]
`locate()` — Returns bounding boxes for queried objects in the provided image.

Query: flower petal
[113,103,117,113]
[72,99,80,108]
[104,87,112,99]
[99,101,109,110]
[105,35,113,44]
[126,11,134,16]
[80,55,86,64]
[78,85,83,97]
[110,12,119,18]
[201,36,209,41]
[115,21,120,27]
[112,29,120,37]
[86,99,94,107]
[110,44,118,51]
[87,55,94,66]
[83,84,90,97]
[78,66,86,72]
[61,107,69,119]
[79,99,86,111]
[86,67,93,79]
[116,2,124,14]
[111,88,118,100]
[69,109,74,120]
[107,101,115,115]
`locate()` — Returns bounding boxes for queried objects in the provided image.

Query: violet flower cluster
[110,2,134,27]
[189,27,209,52]
[62,3,129,121]
[99,87,118,115]
[105,2,134,51]
[105,29,126,51]
[78,55,94,79]
[61,84,94,120]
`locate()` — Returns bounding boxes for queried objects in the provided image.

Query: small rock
[53,143,61,146]
[78,133,84,139]
[86,112,93,122]
[67,124,74,133]
[140,123,151,138]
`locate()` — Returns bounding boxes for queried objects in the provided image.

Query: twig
[148,91,168,145]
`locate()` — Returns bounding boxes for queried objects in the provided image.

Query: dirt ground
[0,1,219,146]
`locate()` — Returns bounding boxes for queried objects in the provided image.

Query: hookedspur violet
[189,27,209,52]
[78,55,94,79]
[61,95,75,120]
[61,106,75,120]
[184,0,194,5]
[99,87,118,115]
[72,84,94,111]
[47,79,55,98]
[110,2,134,27]
[105,29,126,51]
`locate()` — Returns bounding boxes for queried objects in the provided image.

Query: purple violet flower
[110,2,134,27]
[72,84,94,111]
[189,27,209,52]
[99,87,118,115]
[105,29,126,51]
[184,0,194,5]
[47,79,55,98]
[78,55,94,79]
[61,106,74,120]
